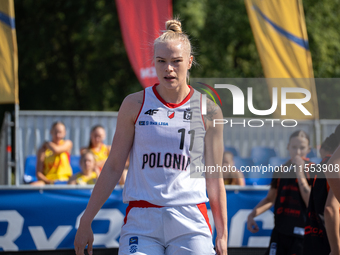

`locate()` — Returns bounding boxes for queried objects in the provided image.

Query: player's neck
[156,84,190,104]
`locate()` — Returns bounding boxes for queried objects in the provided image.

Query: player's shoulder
[123,90,144,106]
[119,90,145,122]
[203,98,223,128]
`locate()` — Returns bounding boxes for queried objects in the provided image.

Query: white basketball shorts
[118,200,215,255]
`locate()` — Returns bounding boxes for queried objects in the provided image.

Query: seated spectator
[31,121,73,185]
[80,125,111,173]
[222,151,245,186]
[68,150,97,185]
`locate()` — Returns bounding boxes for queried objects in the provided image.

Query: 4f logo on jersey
[145,109,158,115]
[183,108,192,120]
[167,110,175,119]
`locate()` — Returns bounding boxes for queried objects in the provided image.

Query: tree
[15,0,140,111]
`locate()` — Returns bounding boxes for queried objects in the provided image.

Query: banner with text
[116,0,172,88]
[0,188,272,251]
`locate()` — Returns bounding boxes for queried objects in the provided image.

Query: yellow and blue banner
[245,0,318,119]
[0,0,18,104]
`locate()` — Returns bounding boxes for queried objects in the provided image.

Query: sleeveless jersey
[90,144,110,162]
[43,140,73,181]
[123,84,207,206]
[303,155,331,255]
[271,159,313,237]
[74,172,97,185]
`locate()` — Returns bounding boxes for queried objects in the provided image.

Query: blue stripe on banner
[0,11,15,29]
[252,4,309,50]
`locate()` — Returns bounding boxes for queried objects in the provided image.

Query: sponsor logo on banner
[167,111,175,119]
[0,189,273,251]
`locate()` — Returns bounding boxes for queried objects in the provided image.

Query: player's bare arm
[324,189,340,255]
[45,140,73,154]
[325,145,340,203]
[74,91,143,255]
[247,187,277,233]
[204,98,218,123]
[292,155,311,206]
[204,101,228,255]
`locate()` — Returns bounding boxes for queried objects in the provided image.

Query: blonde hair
[155,19,193,56]
[154,19,194,80]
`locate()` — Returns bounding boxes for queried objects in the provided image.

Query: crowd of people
[29,122,128,186]
[28,121,245,187]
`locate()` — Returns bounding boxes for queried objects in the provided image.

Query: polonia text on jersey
[142,152,190,171]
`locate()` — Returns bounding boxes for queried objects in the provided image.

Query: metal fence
[5,110,339,184]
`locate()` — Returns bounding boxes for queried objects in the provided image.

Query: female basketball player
[325,141,340,206]
[304,125,340,255]
[247,130,313,255]
[74,19,228,255]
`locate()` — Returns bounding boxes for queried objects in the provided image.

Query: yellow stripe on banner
[0,0,19,104]
[245,0,318,119]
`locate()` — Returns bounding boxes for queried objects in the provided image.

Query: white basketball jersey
[123,84,208,206]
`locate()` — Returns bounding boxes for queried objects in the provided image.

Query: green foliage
[13,0,340,118]
[15,0,140,111]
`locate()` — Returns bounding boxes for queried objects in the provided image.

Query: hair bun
[166,20,182,33]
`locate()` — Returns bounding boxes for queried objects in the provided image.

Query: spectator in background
[80,125,111,174]
[303,124,340,255]
[247,130,314,255]
[31,121,73,185]
[222,151,245,186]
[68,150,98,185]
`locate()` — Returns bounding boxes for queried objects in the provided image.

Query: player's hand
[74,221,94,255]
[215,236,228,255]
[247,215,259,233]
[291,155,304,167]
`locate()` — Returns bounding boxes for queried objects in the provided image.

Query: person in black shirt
[304,125,340,255]
[247,130,314,255]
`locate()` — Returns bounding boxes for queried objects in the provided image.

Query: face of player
[154,40,193,90]
[91,127,106,147]
[81,153,96,173]
[287,136,310,159]
[51,124,66,143]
